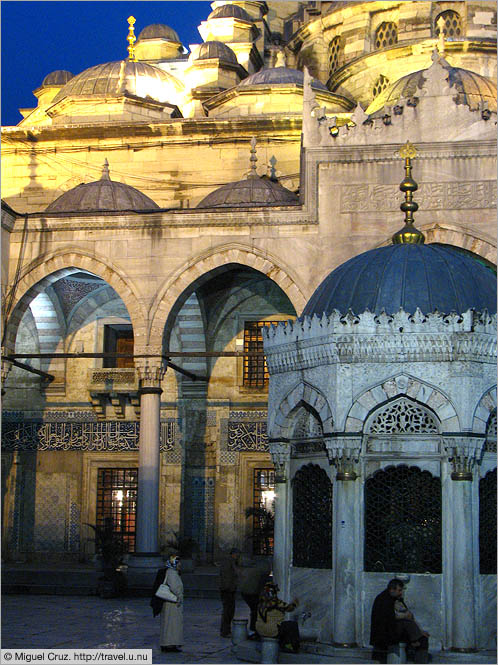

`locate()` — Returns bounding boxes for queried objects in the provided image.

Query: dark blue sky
[1,1,213,126]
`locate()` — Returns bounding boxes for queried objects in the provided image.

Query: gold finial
[436,15,446,55]
[392,141,425,245]
[127,16,137,62]
[248,136,258,179]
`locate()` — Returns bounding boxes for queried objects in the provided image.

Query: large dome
[367,59,497,115]
[196,176,298,208]
[302,244,497,317]
[240,66,328,90]
[46,162,159,213]
[51,60,184,105]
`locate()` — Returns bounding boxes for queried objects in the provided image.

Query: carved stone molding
[443,436,486,480]
[269,441,290,482]
[135,358,166,388]
[324,437,361,480]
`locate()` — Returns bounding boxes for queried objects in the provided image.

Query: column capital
[443,435,485,480]
[135,357,166,388]
[1,349,13,387]
[269,441,290,483]
[325,435,362,481]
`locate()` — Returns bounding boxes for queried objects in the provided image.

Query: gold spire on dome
[392,141,425,245]
[127,16,137,62]
[248,137,258,179]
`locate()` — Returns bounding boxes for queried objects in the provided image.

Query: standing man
[219,547,241,637]
[239,556,271,637]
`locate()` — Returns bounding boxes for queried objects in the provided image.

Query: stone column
[325,436,361,647]
[444,436,484,652]
[270,441,291,599]
[1,350,12,395]
[127,357,165,585]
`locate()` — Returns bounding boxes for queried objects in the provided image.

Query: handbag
[155,571,178,602]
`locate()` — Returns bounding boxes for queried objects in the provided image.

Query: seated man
[370,578,430,664]
[255,582,300,653]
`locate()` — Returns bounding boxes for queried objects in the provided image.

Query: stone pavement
[1,594,246,664]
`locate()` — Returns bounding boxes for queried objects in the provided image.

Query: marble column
[326,437,361,647]
[270,442,291,599]
[444,436,484,652]
[127,358,165,584]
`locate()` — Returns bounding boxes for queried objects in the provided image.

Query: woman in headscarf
[255,582,300,653]
[151,554,184,653]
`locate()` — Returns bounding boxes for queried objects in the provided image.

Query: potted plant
[165,531,198,572]
[85,518,127,597]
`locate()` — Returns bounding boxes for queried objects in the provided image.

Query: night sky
[1,1,213,126]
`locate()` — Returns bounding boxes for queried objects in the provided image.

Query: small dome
[42,70,74,87]
[196,176,298,208]
[302,244,497,317]
[191,41,238,64]
[367,59,497,115]
[51,60,183,105]
[208,5,253,22]
[239,67,328,90]
[137,23,181,42]
[45,162,159,213]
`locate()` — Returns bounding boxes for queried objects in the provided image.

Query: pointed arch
[271,381,334,438]
[473,386,497,434]
[148,243,307,349]
[344,373,458,432]
[4,248,146,354]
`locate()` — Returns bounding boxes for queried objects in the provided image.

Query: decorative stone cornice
[269,441,290,482]
[443,435,486,480]
[324,435,362,480]
[263,310,497,374]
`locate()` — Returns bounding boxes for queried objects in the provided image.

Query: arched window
[484,410,497,453]
[372,74,390,99]
[293,464,332,568]
[328,35,343,75]
[368,398,439,434]
[375,22,398,49]
[479,468,497,574]
[435,10,462,38]
[365,465,442,573]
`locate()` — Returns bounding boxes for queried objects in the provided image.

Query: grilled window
[251,468,275,555]
[375,22,398,49]
[328,35,343,75]
[293,464,332,568]
[479,468,496,574]
[243,321,279,388]
[365,465,442,573]
[484,410,496,453]
[435,10,462,39]
[96,468,138,553]
[372,74,390,99]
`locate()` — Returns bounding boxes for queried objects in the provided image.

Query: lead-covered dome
[46,162,159,213]
[137,23,180,42]
[42,70,74,87]
[240,66,328,90]
[51,60,184,105]
[208,5,253,21]
[191,41,238,64]
[197,176,298,208]
[367,58,497,115]
[302,244,497,317]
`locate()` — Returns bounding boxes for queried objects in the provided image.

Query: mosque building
[1,1,496,655]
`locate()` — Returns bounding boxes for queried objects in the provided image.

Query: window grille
[479,468,496,574]
[252,468,275,555]
[96,468,138,553]
[435,10,462,38]
[365,465,441,573]
[372,74,390,99]
[484,410,497,453]
[293,464,332,568]
[243,321,279,388]
[375,22,398,49]
[369,399,439,434]
[328,36,343,75]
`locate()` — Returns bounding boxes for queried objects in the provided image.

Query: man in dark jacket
[219,547,241,637]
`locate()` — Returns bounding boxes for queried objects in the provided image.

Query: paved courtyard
[1,594,248,664]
